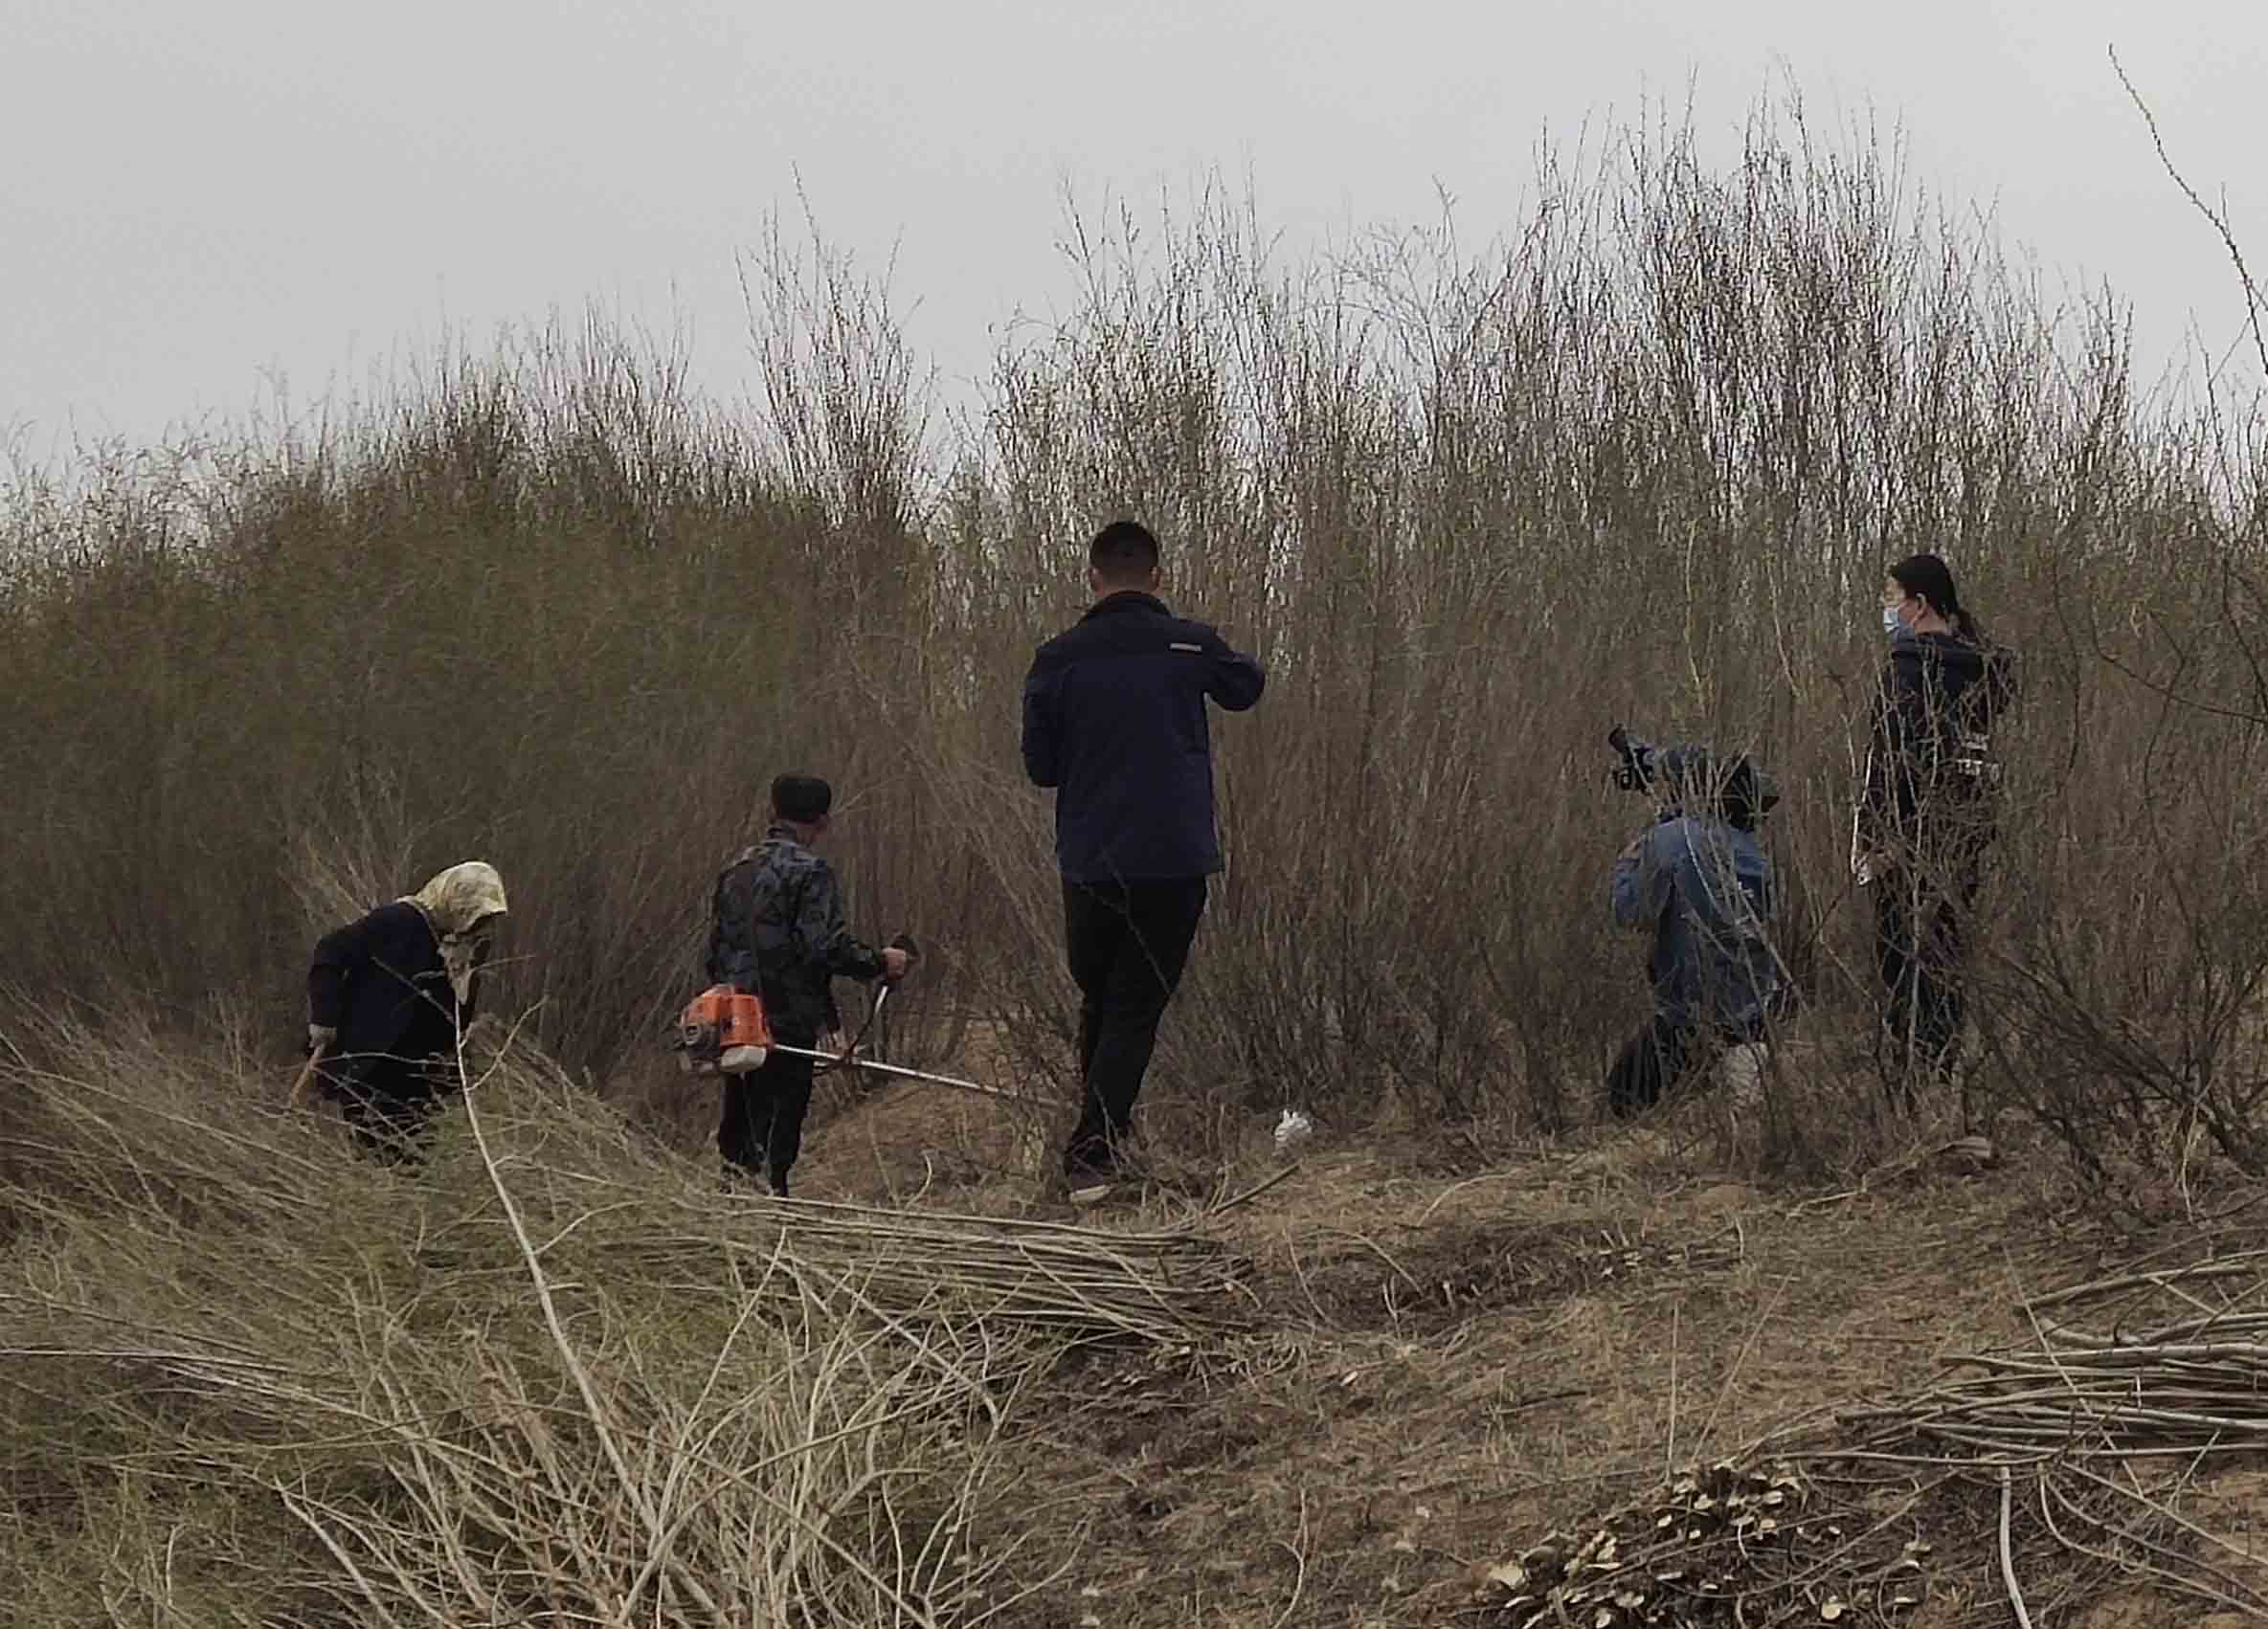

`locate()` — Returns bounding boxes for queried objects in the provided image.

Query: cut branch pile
[1469,1459,1938,1627]
[1823,1252,2268,1619]
[1473,1249,2268,1627]
[619,1187,1259,1344]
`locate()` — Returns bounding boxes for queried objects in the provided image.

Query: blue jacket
[1022,591,1266,883]
[1612,814,1781,1030]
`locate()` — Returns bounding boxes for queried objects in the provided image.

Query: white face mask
[1883,604,1905,636]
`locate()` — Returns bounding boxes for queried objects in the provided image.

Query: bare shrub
[0,92,2262,1181]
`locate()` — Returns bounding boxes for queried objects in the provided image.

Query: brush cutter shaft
[768,1043,1032,1105]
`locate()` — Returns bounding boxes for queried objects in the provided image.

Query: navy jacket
[1022,591,1266,883]
[307,902,480,1089]
[1859,628,2019,854]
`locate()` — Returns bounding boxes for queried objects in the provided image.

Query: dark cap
[770,773,833,824]
[1658,746,1777,829]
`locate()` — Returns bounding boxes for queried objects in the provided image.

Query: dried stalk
[1998,1466,2034,1629]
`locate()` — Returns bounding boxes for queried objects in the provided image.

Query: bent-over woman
[302,860,508,1159]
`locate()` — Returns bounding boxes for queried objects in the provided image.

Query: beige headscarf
[401,860,509,1004]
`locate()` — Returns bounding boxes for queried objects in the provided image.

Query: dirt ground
[773,1058,2268,1629]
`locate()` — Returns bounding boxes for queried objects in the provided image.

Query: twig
[1493,1387,1592,1417]
[452,1029,727,1624]
[2032,1254,2268,1310]
[1999,1465,2035,1629]
[1268,1490,1312,1629]
[1209,1161,1302,1217]
[1695,1272,1793,1460]
[1665,1303,1681,1477]
[2111,47,2268,385]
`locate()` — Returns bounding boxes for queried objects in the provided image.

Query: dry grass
[824,1105,2114,1626]
[10,1010,2268,1625]
[0,1018,1247,1626]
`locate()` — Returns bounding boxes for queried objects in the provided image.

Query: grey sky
[5,0,2261,461]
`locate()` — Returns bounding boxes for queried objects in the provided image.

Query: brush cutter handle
[288,1023,339,1108]
[821,948,906,1074]
[877,932,918,985]
[288,1053,323,1108]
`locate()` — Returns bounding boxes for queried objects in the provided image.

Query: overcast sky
[4,0,2262,462]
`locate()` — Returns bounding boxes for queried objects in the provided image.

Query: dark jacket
[1860,628,2019,853]
[1612,814,1781,1030]
[1021,591,1266,883]
[308,902,478,1091]
[705,827,887,1045]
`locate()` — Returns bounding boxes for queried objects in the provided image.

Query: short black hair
[770,773,833,825]
[1089,519,1160,580]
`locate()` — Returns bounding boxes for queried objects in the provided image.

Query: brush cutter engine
[674,985,775,1075]
[669,938,1037,1105]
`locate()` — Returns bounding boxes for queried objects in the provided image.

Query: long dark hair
[1890,552,1987,646]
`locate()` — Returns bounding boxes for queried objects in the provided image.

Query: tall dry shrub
[3,93,2262,1178]
[928,100,2259,1172]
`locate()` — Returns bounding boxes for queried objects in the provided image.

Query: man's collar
[1084,590,1168,619]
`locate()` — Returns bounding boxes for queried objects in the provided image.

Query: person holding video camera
[1606,740,1785,1117]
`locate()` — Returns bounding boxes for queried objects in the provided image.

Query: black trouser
[719,1049,817,1194]
[1061,878,1208,1176]
[1874,859,1982,1090]
[320,1058,447,1166]
[1606,1013,1761,1119]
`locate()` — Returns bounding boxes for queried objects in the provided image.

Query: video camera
[1607,725,1778,828]
[1606,725,1660,794]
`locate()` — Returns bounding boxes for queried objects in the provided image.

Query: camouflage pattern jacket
[704,827,887,1044]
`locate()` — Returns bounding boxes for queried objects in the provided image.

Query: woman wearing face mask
[298,860,509,1161]
[1854,555,2018,1098]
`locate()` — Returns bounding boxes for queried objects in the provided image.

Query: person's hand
[1617,831,1648,863]
[880,947,912,983]
[307,1023,338,1056]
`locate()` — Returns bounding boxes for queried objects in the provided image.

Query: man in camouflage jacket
[705,773,908,1195]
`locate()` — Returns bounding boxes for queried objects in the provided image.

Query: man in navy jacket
[1021,520,1266,1187]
